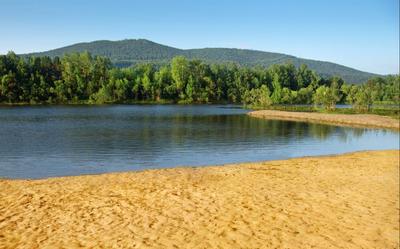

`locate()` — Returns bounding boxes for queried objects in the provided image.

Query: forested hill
[24,39,378,83]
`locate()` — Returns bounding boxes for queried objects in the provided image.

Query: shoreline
[0,149,396,181]
[1,150,399,248]
[248,110,400,130]
[0,101,234,107]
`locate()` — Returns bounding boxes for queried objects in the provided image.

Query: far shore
[248,110,400,130]
[1,150,399,248]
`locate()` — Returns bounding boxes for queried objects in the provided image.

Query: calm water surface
[0,105,398,179]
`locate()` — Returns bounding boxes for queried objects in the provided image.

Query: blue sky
[1,0,398,74]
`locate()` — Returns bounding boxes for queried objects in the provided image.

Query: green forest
[26,39,377,83]
[0,51,399,111]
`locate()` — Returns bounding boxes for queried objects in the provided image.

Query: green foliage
[243,85,272,108]
[171,56,189,95]
[312,78,343,110]
[0,52,398,112]
[24,39,378,83]
[296,86,314,104]
[1,71,18,102]
[354,86,374,111]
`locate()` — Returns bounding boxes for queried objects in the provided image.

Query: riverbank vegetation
[1,52,398,113]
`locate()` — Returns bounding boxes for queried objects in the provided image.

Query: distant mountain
[24,39,379,83]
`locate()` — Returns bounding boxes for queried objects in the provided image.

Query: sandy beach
[0,150,398,248]
[248,110,400,130]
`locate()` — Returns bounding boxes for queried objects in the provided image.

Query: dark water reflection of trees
[2,105,394,179]
[130,114,367,148]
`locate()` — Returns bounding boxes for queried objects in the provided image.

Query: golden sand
[248,110,399,130]
[0,150,399,248]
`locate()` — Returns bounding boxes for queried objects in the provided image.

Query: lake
[0,105,398,179]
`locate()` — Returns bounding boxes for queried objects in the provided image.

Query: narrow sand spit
[248,110,399,130]
[0,150,399,248]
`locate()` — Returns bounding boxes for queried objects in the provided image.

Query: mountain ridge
[22,39,379,83]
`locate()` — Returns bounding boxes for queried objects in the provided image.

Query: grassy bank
[0,99,176,106]
[0,99,238,107]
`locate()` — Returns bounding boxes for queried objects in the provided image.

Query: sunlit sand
[249,110,400,130]
[0,150,398,248]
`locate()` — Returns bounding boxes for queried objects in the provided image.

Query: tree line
[0,51,398,110]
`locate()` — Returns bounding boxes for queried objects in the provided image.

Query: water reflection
[0,105,398,179]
